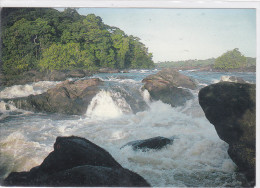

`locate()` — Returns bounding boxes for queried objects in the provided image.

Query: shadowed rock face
[3,136,150,187]
[142,68,196,107]
[199,82,255,186]
[121,136,174,151]
[5,78,103,115]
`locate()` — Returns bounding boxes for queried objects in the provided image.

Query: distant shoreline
[156,65,256,73]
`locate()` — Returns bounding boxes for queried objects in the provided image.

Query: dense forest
[1,8,154,75]
[156,48,255,70]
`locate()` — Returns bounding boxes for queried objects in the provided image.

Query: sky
[75,8,256,62]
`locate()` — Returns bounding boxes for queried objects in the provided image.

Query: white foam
[0,101,18,110]
[221,75,232,82]
[142,89,151,104]
[0,132,46,178]
[0,81,59,99]
[212,78,220,84]
[140,69,149,73]
[0,98,240,187]
[103,101,238,187]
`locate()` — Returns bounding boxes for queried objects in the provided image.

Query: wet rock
[142,68,196,107]
[220,76,246,83]
[199,82,255,186]
[121,136,173,151]
[6,78,103,115]
[39,136,122,173]
[3,136,150,187]
[98,68,120,73]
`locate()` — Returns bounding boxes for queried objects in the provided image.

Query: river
[0,69,256,186]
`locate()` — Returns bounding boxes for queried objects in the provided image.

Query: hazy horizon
[57,8,256,63]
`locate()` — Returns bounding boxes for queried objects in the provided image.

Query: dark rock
[6,78,103,115]
[199,82,255,186]
[99,68,120,73]
[142,68,196,107]
[121,136,173,151]
[4,136,150,187]
[39,136,122,174]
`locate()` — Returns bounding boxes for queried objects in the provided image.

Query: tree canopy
[214,48,247,70]
[1,8,154,75]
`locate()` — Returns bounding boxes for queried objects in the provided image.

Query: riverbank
[0,68,132,87]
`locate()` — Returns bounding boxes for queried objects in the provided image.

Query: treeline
[156,58,215,69]
[1,8,154,75]
[157,48,255,71]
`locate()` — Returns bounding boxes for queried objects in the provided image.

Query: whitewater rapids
[0,70,255,186]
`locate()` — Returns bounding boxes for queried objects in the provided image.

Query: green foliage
[1,8,155,75]
[214,48,247,70]
[39,43,96,71]
[2,18,55,74]
[127,35,154,69]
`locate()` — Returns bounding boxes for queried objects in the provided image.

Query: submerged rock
[3,136,150,187]
[142,68,196,107]
[6,78,103,115]
[121,136,173,151]
[199,82,255,186]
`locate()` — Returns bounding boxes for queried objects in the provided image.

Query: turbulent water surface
[0,69,255,186]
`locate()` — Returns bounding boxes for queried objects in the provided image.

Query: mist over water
[0,69,255,186]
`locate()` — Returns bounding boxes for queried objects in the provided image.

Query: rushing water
[0,69,255,186]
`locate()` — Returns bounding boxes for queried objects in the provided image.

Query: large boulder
[6,78,103,115]
[3,136,150,187]
[121,136,174,151]
[199,82,255,186]
[142,68,196,107]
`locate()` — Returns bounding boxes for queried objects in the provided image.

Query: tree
[128,35,154,69]
[38,43,96,71]
[214,48,247,70]
[111,28,130,69]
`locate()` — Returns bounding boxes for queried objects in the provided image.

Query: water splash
[142,89,151,104]
[86,90,132,119]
